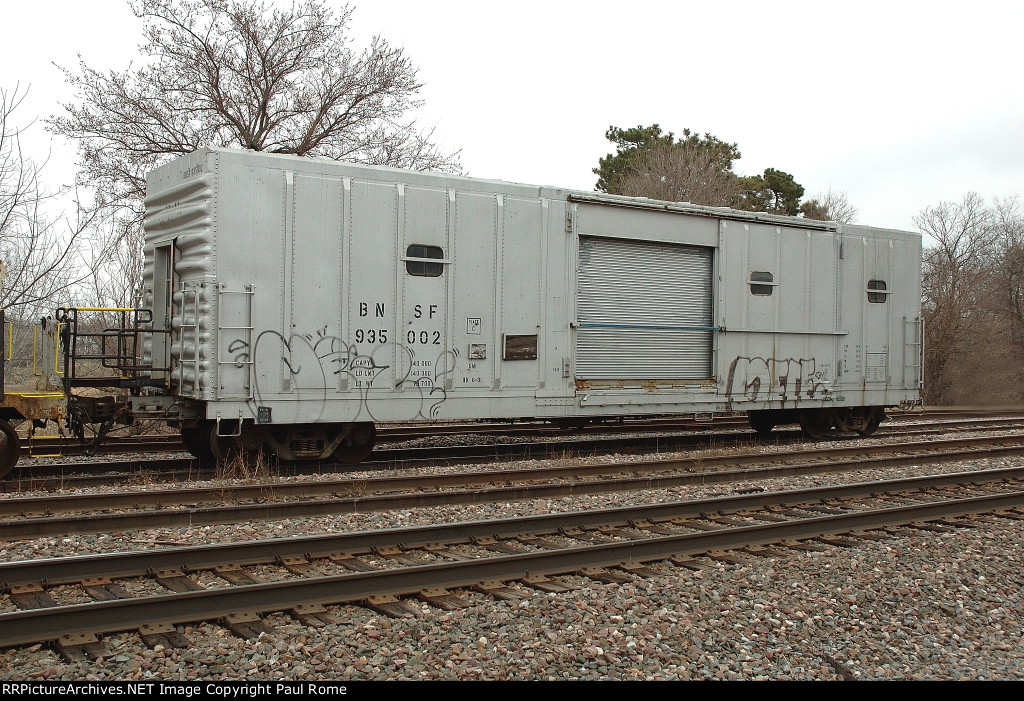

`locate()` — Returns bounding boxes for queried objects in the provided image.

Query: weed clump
[215,447,275,482]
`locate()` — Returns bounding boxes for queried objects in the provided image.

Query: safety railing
[55,307,170,391]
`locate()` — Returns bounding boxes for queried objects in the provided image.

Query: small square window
[868,279,888,303]
[503,334,538,360]
[749,271,774,296]
[406,244,444,277]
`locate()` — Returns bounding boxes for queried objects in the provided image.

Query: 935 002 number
[406,330,441,345]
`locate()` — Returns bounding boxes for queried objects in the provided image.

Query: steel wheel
[181,423,216,462]
[857,407,884,436]
[0,419,21,479]
[333,422,376,464]
[799,410,831,439]
[207,420,247,466]
[210,430,242,465]
[747,411,777,439]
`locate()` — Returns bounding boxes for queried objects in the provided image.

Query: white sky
[3,0,1023,232]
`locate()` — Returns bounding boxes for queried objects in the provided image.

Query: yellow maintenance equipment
[1,260,68,476]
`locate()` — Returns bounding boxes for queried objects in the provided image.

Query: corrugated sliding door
[576,236,714,380]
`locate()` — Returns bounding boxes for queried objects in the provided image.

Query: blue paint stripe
[579,323,722,332]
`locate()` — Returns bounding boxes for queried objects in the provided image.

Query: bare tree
[49,0,461,232]
[799,189,858,223]
[988,196,1024,376]
[916,192,996,404]
[1,85,96,321]
[82,215,147,311]
[613,139,742,206]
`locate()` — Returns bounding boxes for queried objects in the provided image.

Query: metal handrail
[55,307,169,391]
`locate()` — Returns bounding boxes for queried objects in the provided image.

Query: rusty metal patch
[1,391,66,422]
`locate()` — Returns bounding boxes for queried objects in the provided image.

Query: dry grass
[215,447,275,483]
[556,447,577,462]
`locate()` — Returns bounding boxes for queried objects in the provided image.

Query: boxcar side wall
[142,149,922,427]
[834,224,923,402]
[717,219,845,410]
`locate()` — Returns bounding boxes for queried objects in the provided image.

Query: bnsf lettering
[358,302,387,317]
[413,304,439,319]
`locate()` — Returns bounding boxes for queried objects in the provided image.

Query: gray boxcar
[135,147,921,462]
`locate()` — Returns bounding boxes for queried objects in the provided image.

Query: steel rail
[371,411,1011,440]
[13,414,1024,468]
[13,412,761,457]
[7,415,1023,488]
[16,435,185,457]
[1,489,1022,648]
[19,408,990,455]
[4,435,1024,539]
[363,417,1024,463]
[2,465,1022,591]
[4,433,1024,518]
[6,416,1023,497]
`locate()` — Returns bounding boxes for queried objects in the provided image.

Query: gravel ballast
[2,431,1023,681]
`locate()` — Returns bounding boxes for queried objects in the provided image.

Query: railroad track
[4,432,1024,539]
[7,413,1024,490]
[16,415,735,456]
[13,408,1021,458]
[1,467,1021,654]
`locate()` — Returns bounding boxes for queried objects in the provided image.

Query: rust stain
[1,391,66,421]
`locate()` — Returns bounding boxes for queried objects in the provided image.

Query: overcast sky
[3,0,1022,232]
